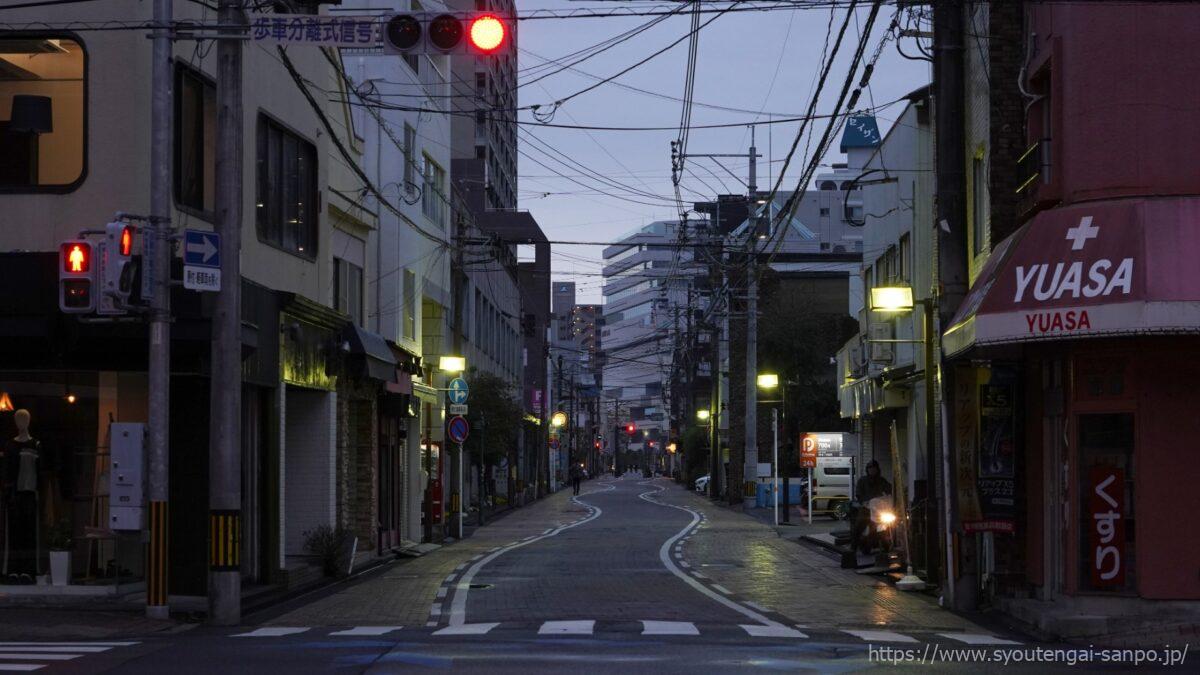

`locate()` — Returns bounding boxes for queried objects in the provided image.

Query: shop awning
[342,324,397,381]
[943,198,1200,357]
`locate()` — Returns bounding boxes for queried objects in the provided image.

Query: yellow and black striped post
[209,510,241,572]
[146,500,169,610]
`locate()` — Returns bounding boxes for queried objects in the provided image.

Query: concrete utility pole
[934,0,967,608]
[743,128,759,506]
[145,0,173,621]
[208,0,244,625]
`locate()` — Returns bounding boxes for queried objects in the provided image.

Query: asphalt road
[13,476,1169,673]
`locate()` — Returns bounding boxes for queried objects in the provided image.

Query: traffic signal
[59,240,94,313]
[625,423,636,435]
[383,12,512,55]
[99,221,138,314]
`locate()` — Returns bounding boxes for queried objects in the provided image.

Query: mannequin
[6,409,41,582]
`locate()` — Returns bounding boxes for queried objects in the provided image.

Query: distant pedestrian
[570,464,582,495]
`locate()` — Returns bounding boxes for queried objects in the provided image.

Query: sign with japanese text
[1089,466,1126,589]
[250,14,379,48]
[969,377,1016,533]
[799,435,817,469]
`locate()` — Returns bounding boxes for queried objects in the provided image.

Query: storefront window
[0,37,85,190]
[1078,413,1135,592]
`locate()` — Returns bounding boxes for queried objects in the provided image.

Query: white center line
[231,627,310,638]
[329,627,403,637]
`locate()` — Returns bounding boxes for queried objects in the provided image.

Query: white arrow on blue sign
[184,230,220,268]
[447,377,469,405]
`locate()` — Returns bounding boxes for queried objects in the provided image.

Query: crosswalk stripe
[641,621,699,636]
[741,624,808,639]
[0,643,137,647]
[329,627,403,636]
[0,655,81,661]
[938,633,1021,645]
[433,623,499,636]
[0,648,108,654]
[232,627,310,638]
[843,629,919,643]
[711,584,733,595]
[538,620,594,635]
[0,665,45,672]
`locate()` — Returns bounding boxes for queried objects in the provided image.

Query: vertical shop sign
[1089,466,1126,588]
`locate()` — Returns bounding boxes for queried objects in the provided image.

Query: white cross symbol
[1065,216,1099,250]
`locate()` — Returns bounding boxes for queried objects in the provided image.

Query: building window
[898,232,911,282]
[403,269,417,340]
[421,154,446,227]
[0,37,85,191]
[972,155,987,255]
[174,65,215,216]
[334,258,363,327]
[819,207,830,217]
[475,145,486,159]
[256,115,317,258]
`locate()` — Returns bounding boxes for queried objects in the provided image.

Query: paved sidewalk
[265,485,588,627]
[0,607,180,640]
[659,481,985,634]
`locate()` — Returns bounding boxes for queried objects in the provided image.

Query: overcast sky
[513,1,930,303]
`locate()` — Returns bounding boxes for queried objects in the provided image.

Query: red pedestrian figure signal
[65,243,89,273]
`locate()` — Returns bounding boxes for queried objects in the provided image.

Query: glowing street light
[551,411,568,428]
[756,373,779,389]
[438,355,466,373]
[870,286,915,312]
[695,409,711,421]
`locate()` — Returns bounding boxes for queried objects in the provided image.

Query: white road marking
[938,633,1021,645]
[429,605,442,615]
[538,620,595,635]
[641,621,699,636]
[436,587,448,599]
[843,629,918,643]
[0,643,137,647]
[0,665,45,672]
[453,563,466,572]
[742,624,808,638]
[711,584,733,595]
[425,621,438,628]
[0,655,81,661]
[0,648,108,654]
[329,627,403,636]
[637,485,795,635]
[445,488,610,628]
[433,623,499,636]
[231,627,310,638]
[679,561,690,568]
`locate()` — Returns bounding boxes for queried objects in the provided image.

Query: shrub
[302,525,354,577]
[46,519,73,551]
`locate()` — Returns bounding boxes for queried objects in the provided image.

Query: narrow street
[17,477,1085,674]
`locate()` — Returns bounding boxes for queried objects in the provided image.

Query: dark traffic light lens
[63,280,92,308]
[386,14,422,50]
[429,14,463,51]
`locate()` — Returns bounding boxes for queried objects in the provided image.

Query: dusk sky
[514,1,931,303]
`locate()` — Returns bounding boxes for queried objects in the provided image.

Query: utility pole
[934,0,967,607]
[145,0,173,622]
[743,126,760,506]
[208,0,244,625]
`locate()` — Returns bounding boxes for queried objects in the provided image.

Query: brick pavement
[266,484,588,627]
[659,481,989,634]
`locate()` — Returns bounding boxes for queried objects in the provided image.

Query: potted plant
[46,519,73,586]
[302,525,356,577]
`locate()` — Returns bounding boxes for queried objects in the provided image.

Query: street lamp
[439,355,466,373]
[757,372,783,526]
[868,285,935,591]
[695,409,711,422]
[550,410,567,428]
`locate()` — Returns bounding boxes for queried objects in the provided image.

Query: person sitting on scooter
[850,460,892,554]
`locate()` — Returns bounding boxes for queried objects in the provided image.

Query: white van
[809,456,853,516]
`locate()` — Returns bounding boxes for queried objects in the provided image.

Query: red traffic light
[468,14,506,53]
[625,423,636,435]
[120,226,134,257]
[61,242,91,273]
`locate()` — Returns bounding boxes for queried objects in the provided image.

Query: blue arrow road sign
[448,377,469,405]
[184,230,220,268]
[447,415,470,444]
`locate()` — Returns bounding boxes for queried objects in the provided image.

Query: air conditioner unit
[869,321,894,363]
